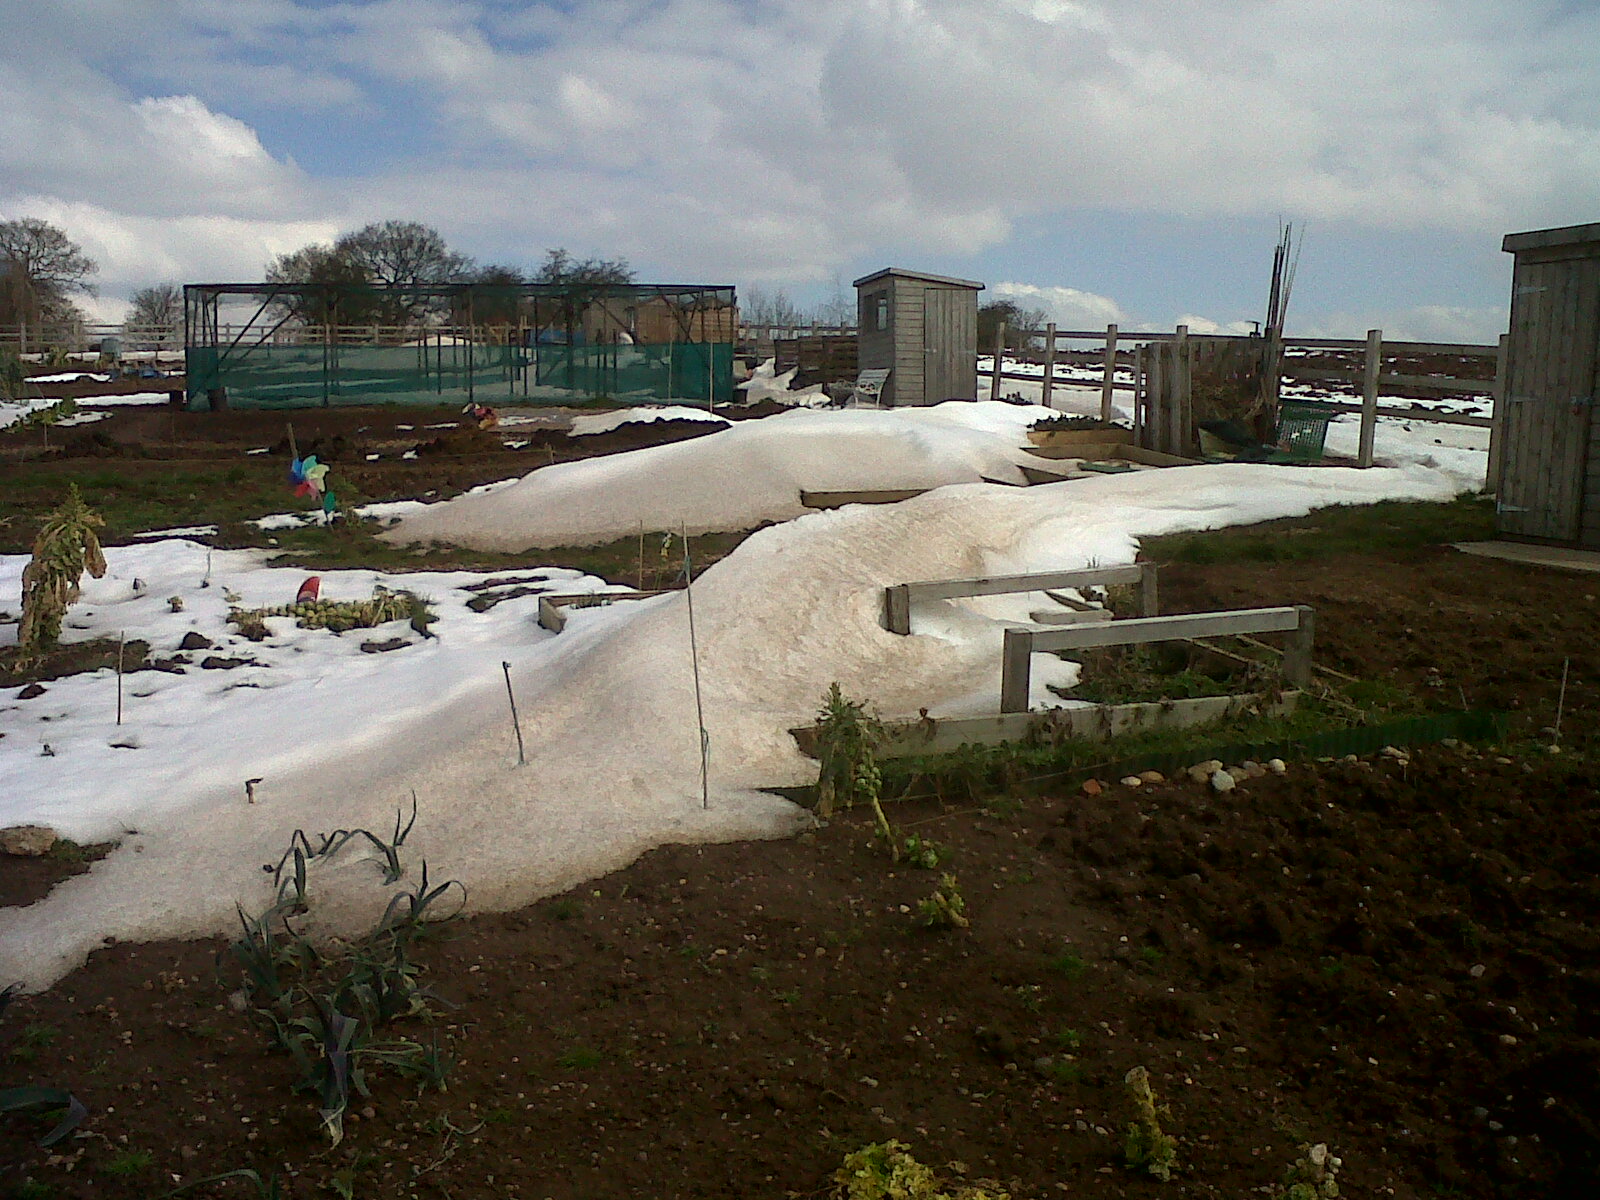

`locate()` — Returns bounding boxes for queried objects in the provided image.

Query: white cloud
[1174,314,1259,337]
[1295,305,1508,345]
[992,282,1127,329]
[1,0,1596,313]
[0,196,337,317]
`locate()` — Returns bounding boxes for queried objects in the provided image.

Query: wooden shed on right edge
[1497,222,1600,545]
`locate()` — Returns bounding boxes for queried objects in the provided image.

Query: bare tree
[337,220,473,291]
[265,221,475,326]
[741,285,807,327]
[978,299,1048,352]
[533,248,634,287]
[0,218,97,335]
[125,283,182,339]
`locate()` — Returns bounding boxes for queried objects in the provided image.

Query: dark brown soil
[0,639,150,688]
[4,540,1599,1199]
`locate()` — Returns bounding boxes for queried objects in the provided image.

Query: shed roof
[852,267,985,290]
[1502,222,1600,254]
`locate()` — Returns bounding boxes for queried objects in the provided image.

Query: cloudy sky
[4,0,1598,340]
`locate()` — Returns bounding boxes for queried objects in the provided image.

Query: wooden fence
[884,563,1159,635]
[994,324,1503,474]
[1,323,181,358]
[999,605,1315,713]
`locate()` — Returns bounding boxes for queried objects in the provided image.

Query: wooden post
[1138,561,1159,617]
[1358,328,1382,468]
[885,584,912,635]
[1283,606,1315,688]
[1147,343,1164,453]
[1041,322,1057,410]
[1000,627,1033,713]
[990,321,1006,401]
[1100,323,1119,424]
[1170,326,1190,456]
[1132,344,1146,446]
[1487,332,1509,494]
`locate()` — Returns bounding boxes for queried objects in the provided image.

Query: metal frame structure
[183,281,737,410]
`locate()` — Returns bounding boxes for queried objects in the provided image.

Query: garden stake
[116,631,124,725]
[682,523,709,809]
[502,661,526,765]
[1555,656,1570,745]
[286,421,299,462]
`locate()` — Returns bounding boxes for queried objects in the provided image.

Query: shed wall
[1498,238,1600,545]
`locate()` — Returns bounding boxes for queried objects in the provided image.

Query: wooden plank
[801,488,927,508]
[1000,628,1033,713]
[989,321,1006,401]
[1359,329,1381,468]
[1100,323,1118,422]
[999,606,1310,712]
[1022,443,1199,466]
[1139,560,1159,617]
[1147,342,1164,453]
[1487,332,1509,493]
[901,563,1146,604]
[1287,400,1490,429]
[884,584,912,635]
[535,588,670,632]
[1282,366,1492,394]
[1285,337,1500,354]
[1019,464,1079,485]
[1027,608,1115,625]
[1175,326,1193,456]
[1041,322,1057,409]
[1025,606,1304,653]
[790,691,1303,761]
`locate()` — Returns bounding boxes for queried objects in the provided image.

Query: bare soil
[5,532,1599,1199]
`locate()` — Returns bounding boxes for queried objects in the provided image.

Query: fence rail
[999,605,1315,713]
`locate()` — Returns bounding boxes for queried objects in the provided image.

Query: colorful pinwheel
[289,455,338,516]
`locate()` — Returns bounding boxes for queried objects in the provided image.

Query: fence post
[1170,326,1190,456]
[1041,322,1057,410]
[1138,561,1159,617]
[1283,606,1315,688]
[884,585,912,635]
[1000,627,1033,713]
[1359,328,1382,468]
[990,321,1006,401]
[1101,322,1119,423]
[1487,332,1509,494]
[1132,344,1146,446]
[1147,343,1164,453]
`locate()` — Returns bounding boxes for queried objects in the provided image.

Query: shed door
[923,289,974,404]
[1499,254,1600,541]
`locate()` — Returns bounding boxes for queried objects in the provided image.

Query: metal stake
[502,660,526,765]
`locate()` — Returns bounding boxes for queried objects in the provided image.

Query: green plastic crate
[1274,400,1337,461]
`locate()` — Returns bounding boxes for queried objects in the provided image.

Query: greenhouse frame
[183,281,737,411]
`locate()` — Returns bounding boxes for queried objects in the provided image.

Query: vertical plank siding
[1499,237,1600,544]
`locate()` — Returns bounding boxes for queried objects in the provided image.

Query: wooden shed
[853,268,982,407]
[1497,222,1600,545]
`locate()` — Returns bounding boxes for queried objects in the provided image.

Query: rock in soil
[359,637,411,654]
[0,825,59,857]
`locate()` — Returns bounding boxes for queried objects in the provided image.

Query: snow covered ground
[1,391,174,432]
[0,398,1478,991]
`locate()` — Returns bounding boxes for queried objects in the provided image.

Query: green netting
[185,339,734,411]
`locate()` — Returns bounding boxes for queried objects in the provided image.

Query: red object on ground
[296,576,322,603]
